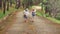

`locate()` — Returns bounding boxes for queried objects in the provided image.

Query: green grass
[47,17,60,24]
[0,7,16,19]
[36,11,43,16]
[36,11,60,24]
[36,11,46,17]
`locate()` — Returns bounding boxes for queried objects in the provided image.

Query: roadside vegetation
[0,0,60,23]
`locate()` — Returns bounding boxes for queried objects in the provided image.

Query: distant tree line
[0,0,20,14]
[44,0,60,20]
[0,0,42,14]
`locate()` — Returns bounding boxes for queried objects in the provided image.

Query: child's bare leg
[24,19,26,22]
[31,16,34,22]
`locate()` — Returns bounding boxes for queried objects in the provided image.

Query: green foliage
[0,7,16,19]
[36,11,43,16]
[36,9,60,24]
[45,13,49,17]
[46,0,60,18]
[47,17,60,24]
[36,10,45,17]
[40,0,60,21]
[56,17,60,20]
[12,0,16,4]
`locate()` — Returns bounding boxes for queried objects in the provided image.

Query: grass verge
[46,17,60,24]
[36,11,60,24]
[0,7,16,19]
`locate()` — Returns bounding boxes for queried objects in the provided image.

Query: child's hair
[25,8,29,11]
[32,9,34,11]
[25,9,27,11]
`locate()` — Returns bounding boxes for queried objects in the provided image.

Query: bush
[45,13,49,17]
[56,16,60,20]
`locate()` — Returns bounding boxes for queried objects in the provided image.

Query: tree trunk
[10,0,12,7]
[3,0,6,14]
[7,0,9,11]
[16,0,20,9]
[0,0,2,8]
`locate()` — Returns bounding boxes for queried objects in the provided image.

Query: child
[23,8,29,22]
[31,9,36,22]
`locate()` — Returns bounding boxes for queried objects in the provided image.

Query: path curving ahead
[2,11,60,34]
